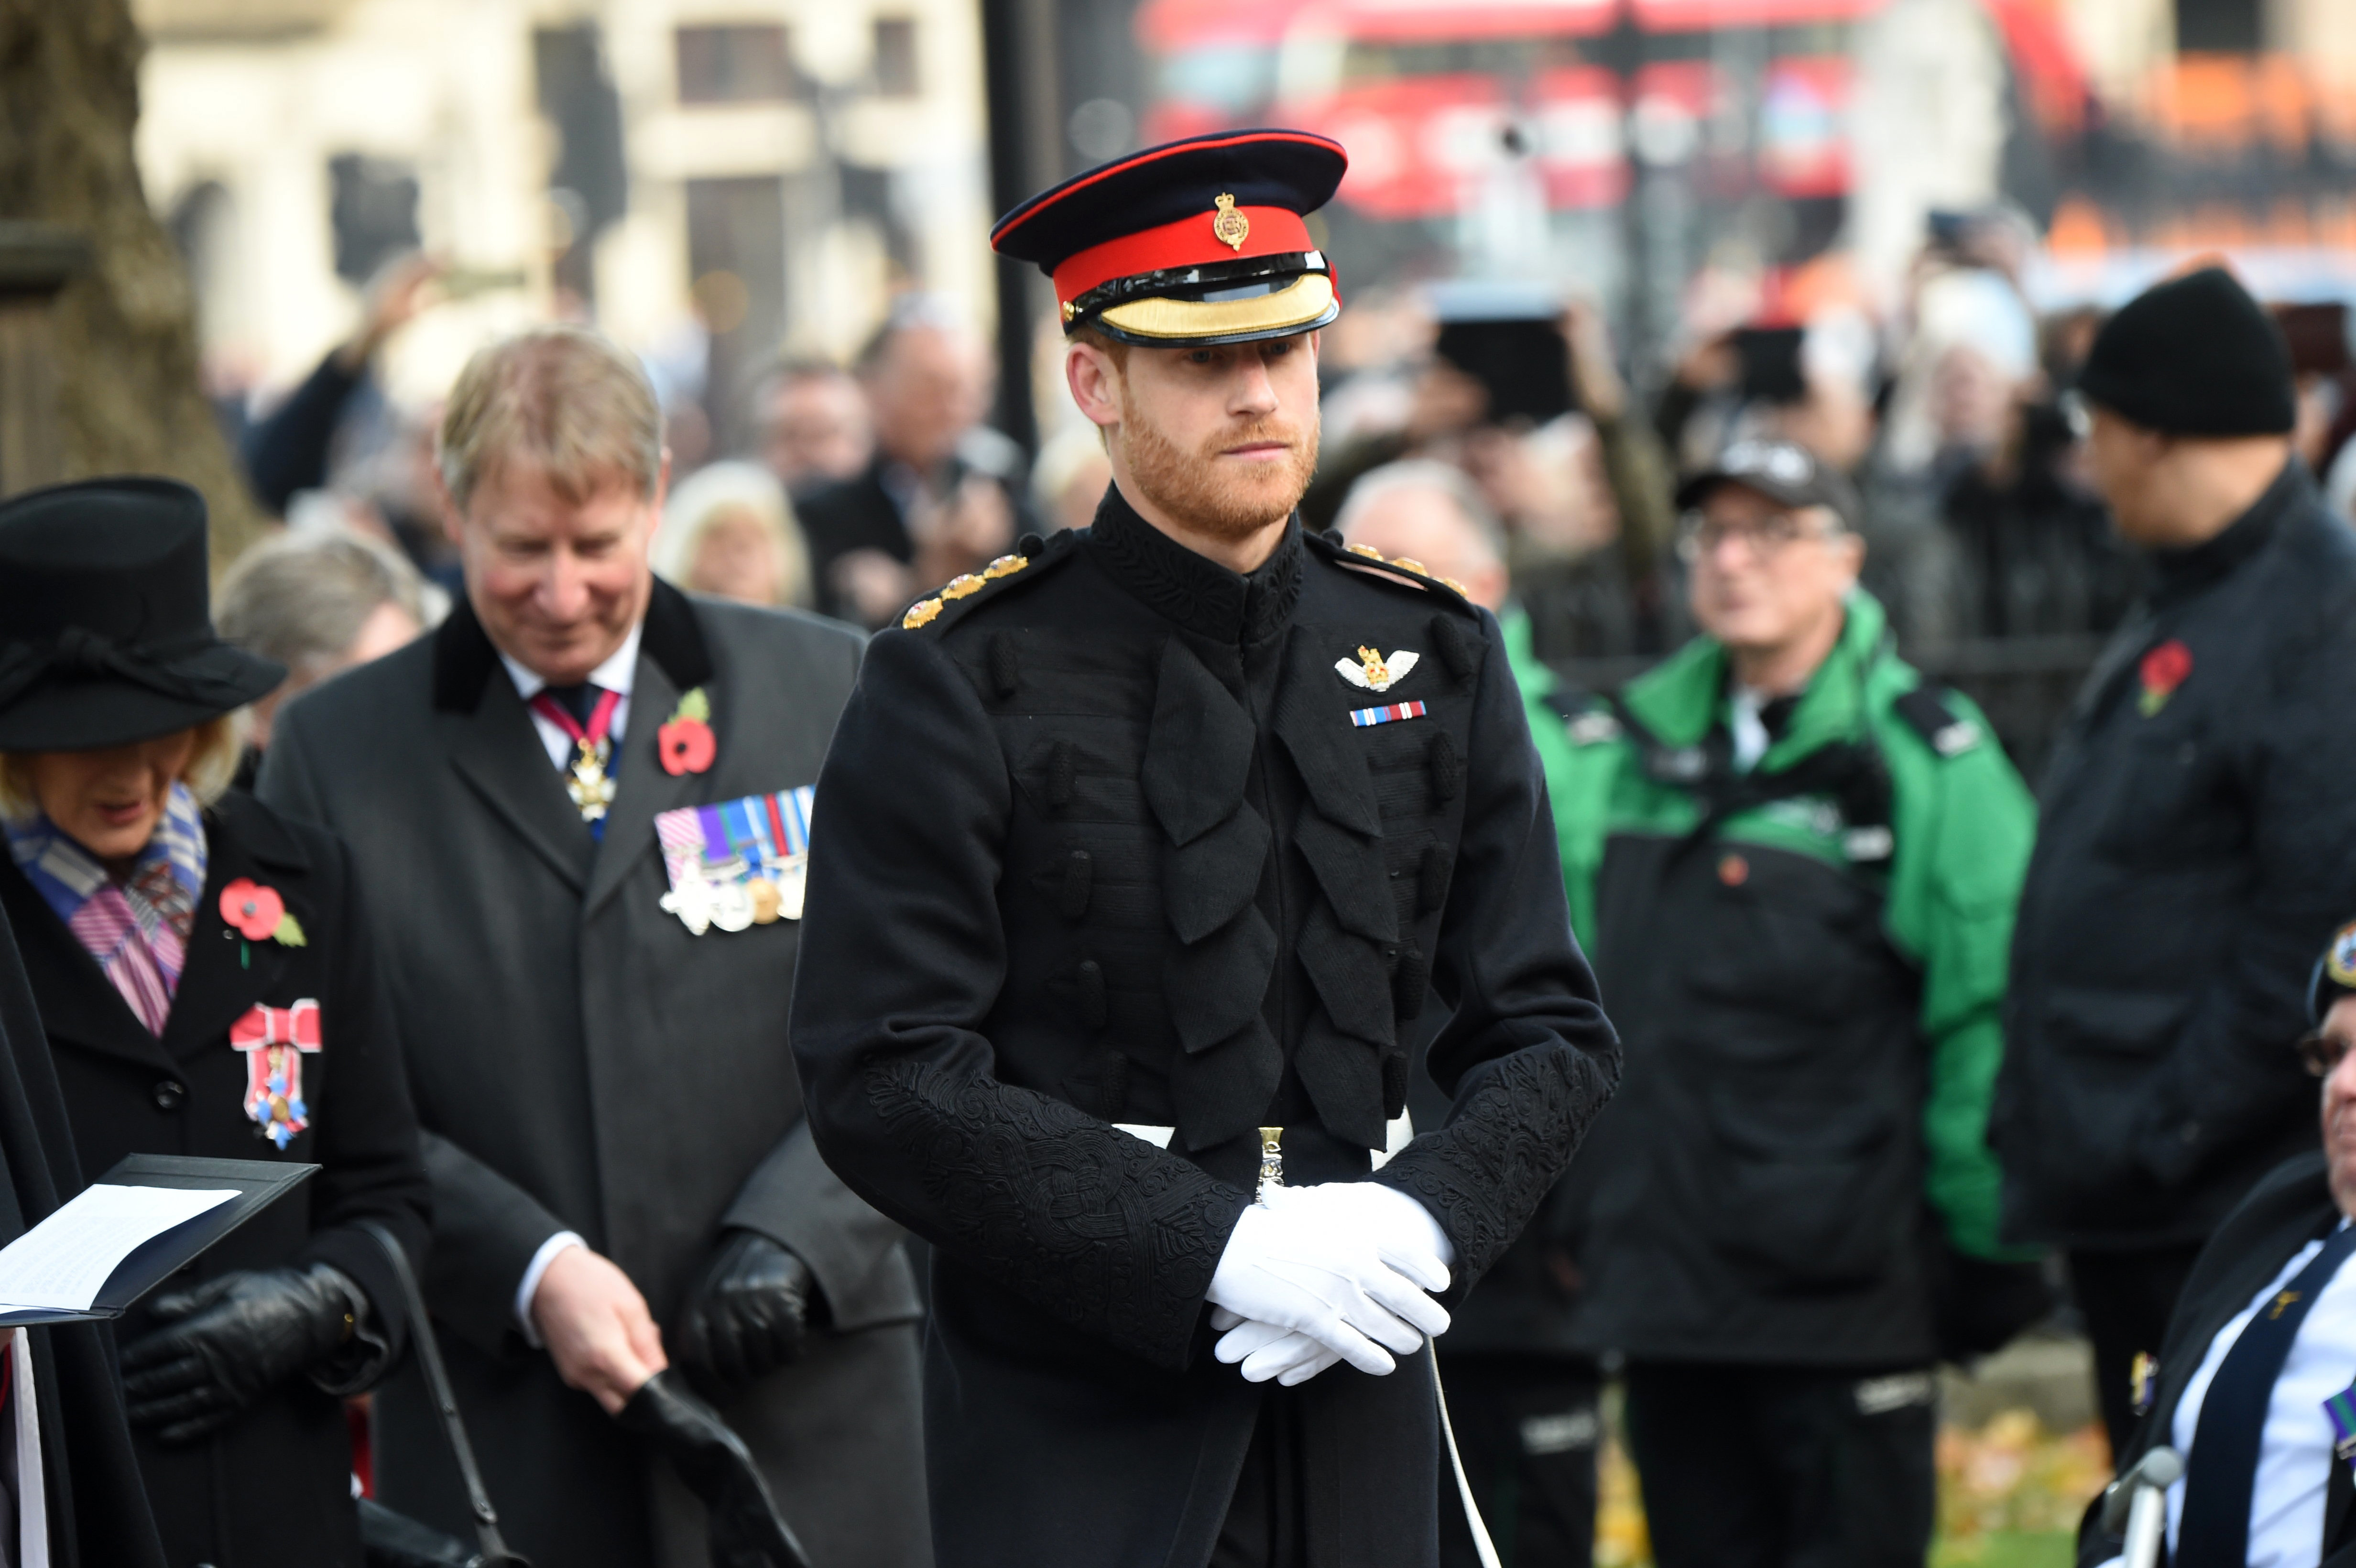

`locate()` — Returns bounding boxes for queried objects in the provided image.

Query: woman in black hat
[0,477,430,1568]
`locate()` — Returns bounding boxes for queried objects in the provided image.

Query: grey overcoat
[260,580,927,1568]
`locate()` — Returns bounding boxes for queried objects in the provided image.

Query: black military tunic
[791,486,1618,1568]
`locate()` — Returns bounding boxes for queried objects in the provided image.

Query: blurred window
[1340,37,1585,85]
[1636,23,1846,62]
[687,177,788,452]
[167,180,240,349]
[327,155,420,286]
[676,24,801,104]
[1156,45,1276,114]
[874,18,919,97]
[2172,0,2260,52]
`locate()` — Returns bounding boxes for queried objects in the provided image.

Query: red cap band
[1052,207,1315,311]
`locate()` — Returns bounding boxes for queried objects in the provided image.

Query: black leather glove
[121,1262,362,1442]
[1932,1246,2058,1364]
[676,1231,815,1398]
[618,1369,810,1568]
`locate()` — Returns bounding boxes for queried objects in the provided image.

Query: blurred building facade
[132,0,994,439]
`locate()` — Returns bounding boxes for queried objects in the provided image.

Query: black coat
[796,453,1033,624]
[790,490,1620,1568]
[1996,463,2356,1250]
[0,790,431,1568]
[0,899,170,1568]
[260,583,927,1568]
[2076,1150,2356,1566]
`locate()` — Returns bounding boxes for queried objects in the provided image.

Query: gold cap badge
[1212,193,1250,252]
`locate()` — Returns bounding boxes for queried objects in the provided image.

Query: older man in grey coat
[260,325,926,1568]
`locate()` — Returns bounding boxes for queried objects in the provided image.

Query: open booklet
[0,1154,316,1327]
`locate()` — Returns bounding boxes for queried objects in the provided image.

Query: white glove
[1208,1308,1345,1385]
[1264,1181,1456,1282]
[1206,1189,1452,1379]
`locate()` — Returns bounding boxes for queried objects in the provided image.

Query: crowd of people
[9,124,2356,1568]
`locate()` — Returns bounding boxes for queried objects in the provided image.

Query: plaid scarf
[5,784,208,1036]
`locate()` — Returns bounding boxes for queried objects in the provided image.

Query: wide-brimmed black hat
[0,477,284,751]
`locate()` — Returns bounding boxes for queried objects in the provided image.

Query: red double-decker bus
[1137,0,1888,233]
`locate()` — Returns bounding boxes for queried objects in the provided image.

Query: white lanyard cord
[1432,1346,1502,1568]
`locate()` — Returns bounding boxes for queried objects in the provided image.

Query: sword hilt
[1256,1126,1284,1204]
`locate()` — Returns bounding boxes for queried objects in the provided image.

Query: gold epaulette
[900,549,1040,632]
[1329,536,1470,598]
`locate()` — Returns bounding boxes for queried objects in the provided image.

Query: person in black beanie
[1994,264,2356,1458]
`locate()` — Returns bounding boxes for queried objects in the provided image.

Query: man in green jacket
[1543,438,2039,1568]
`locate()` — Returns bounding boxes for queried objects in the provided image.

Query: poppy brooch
[2138,640,2192,717]
[659,687,716,776]
[220,878,306,949]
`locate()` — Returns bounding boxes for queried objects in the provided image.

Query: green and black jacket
[1529,590,2034,1365]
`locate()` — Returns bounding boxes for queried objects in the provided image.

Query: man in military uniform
[789,131,1620,1568]
[1544,440,2042,1567]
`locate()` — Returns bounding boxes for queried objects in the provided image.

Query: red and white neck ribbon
[231,1000,321,1147]
[527,687,622,756]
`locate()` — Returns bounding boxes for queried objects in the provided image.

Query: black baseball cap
[1676,439,1862,534]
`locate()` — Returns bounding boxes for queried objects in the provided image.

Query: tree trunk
[0,0,264,566]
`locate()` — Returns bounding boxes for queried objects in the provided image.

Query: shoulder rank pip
[1304,530,1478,610]
[899,533,1070,633]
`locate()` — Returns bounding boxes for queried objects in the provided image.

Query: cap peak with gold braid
[992,129,1348,348]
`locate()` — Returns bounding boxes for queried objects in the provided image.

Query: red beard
[1116,387,1320,542]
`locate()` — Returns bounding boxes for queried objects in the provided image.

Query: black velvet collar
[431,576,715,712]
[1087,483,1304,645]
[2149,458,2307,607]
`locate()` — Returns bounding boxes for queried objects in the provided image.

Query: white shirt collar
[498,620,644,704]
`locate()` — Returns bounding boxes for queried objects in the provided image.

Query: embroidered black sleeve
[864,1058,1250,1370]
[1373,1039,1614,1289]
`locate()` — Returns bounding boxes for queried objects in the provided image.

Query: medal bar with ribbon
[529,687,623,836]
[655,785,815,935]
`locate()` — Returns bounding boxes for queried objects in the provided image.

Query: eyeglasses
[1675,510,1838,564]
[2300,1030,2354,1077]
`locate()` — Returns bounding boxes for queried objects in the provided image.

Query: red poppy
[2140,639,2193,697]
[658,717,716,776]
[220,878,284,941]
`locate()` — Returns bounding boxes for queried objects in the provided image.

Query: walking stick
[358,1218,533,1568]
[2098,1446,2183,1568]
